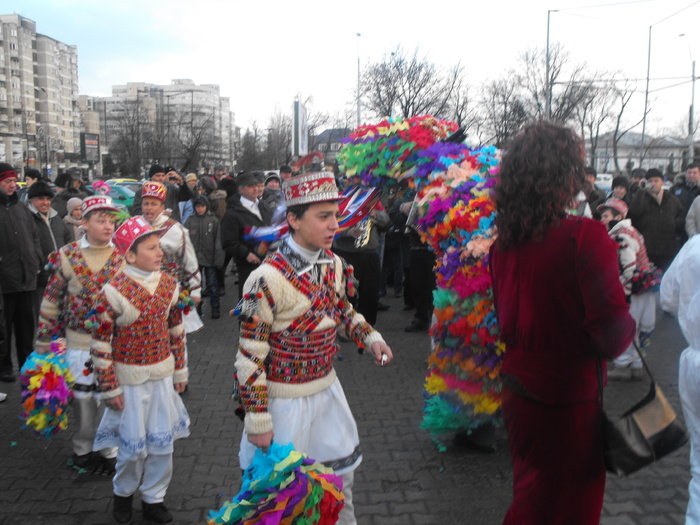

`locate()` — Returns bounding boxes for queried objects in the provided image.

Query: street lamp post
[357,32,361,128]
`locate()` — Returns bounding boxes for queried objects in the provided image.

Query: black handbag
[598,341,689,477]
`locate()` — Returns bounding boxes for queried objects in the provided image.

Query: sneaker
[112,494,133,524]
[608,366,643,381]
[211,307,221,320]
[142,501,173,524]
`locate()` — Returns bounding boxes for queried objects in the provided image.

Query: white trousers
[680,347,700,524]
[338,471,356,525]
[113,452,173,504]
[72,395,116,458]
[614,292,656,368]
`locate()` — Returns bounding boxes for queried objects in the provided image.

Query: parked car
[107,178,139,184]
[109,180,143,196]
[595,173,613,193]
[89,183,135,210]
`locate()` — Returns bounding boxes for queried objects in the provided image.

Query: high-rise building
[96,79,235,178]
[0,15,81,177]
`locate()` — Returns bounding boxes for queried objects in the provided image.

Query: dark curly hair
[493,121,585,250]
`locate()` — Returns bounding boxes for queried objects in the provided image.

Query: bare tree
[107,100,150,177]
[611,82,646,173]
[262,108,292,169]
[518,44,594,125]
[168,103,217,173]
[480,76,528,148]
[574,73,619,166]
[446,80,485,143]
[362,46,462,120]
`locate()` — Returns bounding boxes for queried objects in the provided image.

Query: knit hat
[27,180,55,199]
[236,172,258,187]
[282,172,339,207]
[646,168,664,181]
[611,176,629,190]
[113,216,163,255]
[164,166,177,175]
[142,181,167,202]
[82,195,118,216]
[185,173,198,183]
[149,164,165,178]
[597,197,629,219]
[54,172,73,189]
[0,163,17,182]
[66,197,83,216]
[265,172,281,186]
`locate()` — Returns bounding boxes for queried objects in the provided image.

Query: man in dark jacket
[671,163,700,212]
[27,180,74,316]
[220,172,272,299]
[131,165,194,221]
[0,163,42,382]
[185,195,224,319]
[629,168,686,270]
[52,173,87,218]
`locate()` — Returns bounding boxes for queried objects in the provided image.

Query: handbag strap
[597,338,657,407]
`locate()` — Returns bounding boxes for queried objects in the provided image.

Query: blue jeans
[202,266,220,309]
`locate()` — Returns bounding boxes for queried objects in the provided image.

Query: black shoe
[196,302,203,316]
[218,287,226,297]
[211,307,221,319]
[0,371,16,383]
[378,290,387,298]
[377,301,390,311]
[403,304,416,311]
[404,320,428,332]
[69,452,96,472]
[142,501,173,524]
[394,291,403,298]
[201,287,210,297]
[94,456,117,476]
[112,494,133,524]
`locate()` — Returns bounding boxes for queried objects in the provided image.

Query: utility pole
[357,33,361,128]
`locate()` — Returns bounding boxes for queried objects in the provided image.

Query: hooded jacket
[0,191,42,293]
[184,196,224,268]
[28,203,74,287]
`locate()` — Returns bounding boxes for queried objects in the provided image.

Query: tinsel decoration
[19,339,75,438]
[207,442,344,525]
[337,116,505,448]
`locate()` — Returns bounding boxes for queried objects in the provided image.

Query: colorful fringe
[19,339,75,438]
[338,117,505,449]
[207,442,344,525]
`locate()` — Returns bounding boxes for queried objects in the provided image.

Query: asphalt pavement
[0,273,692,524]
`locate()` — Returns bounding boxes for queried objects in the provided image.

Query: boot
[142,501,173,524]
[112,495,133,524]
[211,307,220,319]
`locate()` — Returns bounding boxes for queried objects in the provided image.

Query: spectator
[628,168,685,270]
[660,233,700,522]
[628,168,646,200]
[279,165,293,183]
[52,173,87,218]
[583,166,606,218]
[27,180,74,316]
[489,122,635,524]
[131,165,194,222]
[0,163,42,383]
[262,172,283,213]
[185,195,224,319]
[64,197,85,241]
[609,175,631,206]
[17,168,42,202]
[671,163,700,212]
[686,195,700,238]
[178,173,198,224]
[221,172,273,299]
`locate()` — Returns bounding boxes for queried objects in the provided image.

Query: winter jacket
[207,190,228,220]
[628,189,685,260]
[671,177,700,212]
[52,188,87,218]
[0,192,42,293]
[607,218,652,296]
[220,196,273,266]
[687,195,700,238]
[185,198,224,268]
[29,203,74,288]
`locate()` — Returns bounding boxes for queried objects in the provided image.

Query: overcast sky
[6,0,700,137]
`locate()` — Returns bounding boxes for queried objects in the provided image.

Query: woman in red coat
[489,122,636,525]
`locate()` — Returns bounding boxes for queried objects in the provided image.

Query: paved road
[0,274,692,524]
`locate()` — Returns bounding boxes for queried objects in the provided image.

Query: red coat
[489,216,636,404]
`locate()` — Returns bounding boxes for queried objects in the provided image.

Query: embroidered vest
[110,272,176,366]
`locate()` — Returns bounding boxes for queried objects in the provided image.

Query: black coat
[628,189,685,259]
[220,196,273,266]
[29,205,74,288]
[0,192,42,293]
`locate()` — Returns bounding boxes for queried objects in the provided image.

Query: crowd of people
[1,131,700,524]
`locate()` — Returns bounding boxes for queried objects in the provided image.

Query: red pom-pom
[256,292,263,299]
[96,305,106,313]
[101,322,111,330]
[82,369,90,376]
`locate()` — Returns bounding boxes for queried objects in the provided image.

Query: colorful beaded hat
[142,181,167,202]
[81,195,118,216]
[282,172,339,207]
[113,216,162,255]
[597,197,629,219]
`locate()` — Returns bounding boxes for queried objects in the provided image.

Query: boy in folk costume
[140,181,202,311]
[598,198,661,380]
[35,195,125,472]
[91,217,190,525]
[234,172,394,525]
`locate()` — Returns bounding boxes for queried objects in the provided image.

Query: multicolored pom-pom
[19,339,75,439]
[207,442,344,525]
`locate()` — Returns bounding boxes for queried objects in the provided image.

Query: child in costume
[91,216,190,525]
[35,195,125,472]
[234,172,394,525]
[598,197,661,380]
[140,181,202,311]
